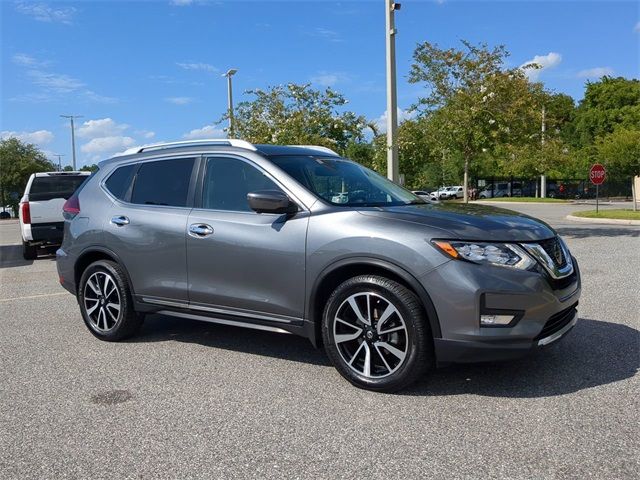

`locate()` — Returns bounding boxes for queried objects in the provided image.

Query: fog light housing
[480,314,515,326]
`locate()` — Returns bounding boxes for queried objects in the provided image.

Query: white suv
[19,171,90,259]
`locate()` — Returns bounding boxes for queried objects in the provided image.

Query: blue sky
[1,0,638,167]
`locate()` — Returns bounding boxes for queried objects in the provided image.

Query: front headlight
[432,240,535,270]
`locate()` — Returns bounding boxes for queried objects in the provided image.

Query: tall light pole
[385,1,401,183]
[60,115,83,170]
[54,154,65,171]
[222,69,238,138]
[540,105,546,198]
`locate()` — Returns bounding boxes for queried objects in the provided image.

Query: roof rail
[120,139,257,156]
[291,145,340,156]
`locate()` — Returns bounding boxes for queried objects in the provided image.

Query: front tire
[322,275,433,392]
[78,260,143,341]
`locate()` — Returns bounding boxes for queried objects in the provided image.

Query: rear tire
[22,241,37,260]
[78,260,143,341]
[322,275,433,393]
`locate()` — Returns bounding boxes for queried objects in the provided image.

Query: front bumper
[421,256,581,365]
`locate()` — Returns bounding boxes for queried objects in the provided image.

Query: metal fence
[470,177,633,200]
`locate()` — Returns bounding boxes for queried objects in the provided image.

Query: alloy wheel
[333,292,409,378]
[83,271,121,332]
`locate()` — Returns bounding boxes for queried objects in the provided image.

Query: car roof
[33,171,90,177]
[99,140,341,168]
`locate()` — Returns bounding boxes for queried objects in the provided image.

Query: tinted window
[105,164,135,200]
[131,158,195,207]
[202,157,280,211]
[29,175,89,201]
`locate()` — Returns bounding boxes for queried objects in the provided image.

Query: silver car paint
[57,144,581,363]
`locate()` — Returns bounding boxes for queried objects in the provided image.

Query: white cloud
[373,108,416,134]
[28,70,85,93]
[170,0,193,5]
[521,52,562,81]
[77,118,129,139]
[310,71,350,87]
[577,67,615,78]
[635,21,640,33]
[176,62,218,73]
[137,130,156,139]
[12,53,48,68]
[0,129,54,146]
[183,125,227,140]
[15,2,76,24]
[165,96,195,105]
[81,136,136,157]
[309,27,342,43]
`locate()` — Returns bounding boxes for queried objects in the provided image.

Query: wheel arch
[306,257,442,348]
[74,247,135,297]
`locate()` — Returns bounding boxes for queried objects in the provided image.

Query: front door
[186,155,308,323]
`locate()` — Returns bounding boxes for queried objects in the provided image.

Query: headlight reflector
[433,241,535,270]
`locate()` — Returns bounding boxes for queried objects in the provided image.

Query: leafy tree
[229,83,368,154]
[573,77,640,146]
[80,164,99,172]
[0,138,55,212]
[408,40,545,200]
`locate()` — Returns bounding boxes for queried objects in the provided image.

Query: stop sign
[589,164,606,185]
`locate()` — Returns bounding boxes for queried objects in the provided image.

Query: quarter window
[131,158,195,207]
[105,164,135,201]
[202,157,281,211]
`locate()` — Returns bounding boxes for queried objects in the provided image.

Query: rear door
[103,156,197,303]
[186,155,308,322]
[28,173,89,223]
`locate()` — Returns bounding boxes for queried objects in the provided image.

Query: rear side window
[105,164,136,200]
[28,175,88,201]
[131,158,195,207]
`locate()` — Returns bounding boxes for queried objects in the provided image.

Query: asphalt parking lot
[1,203,638,479]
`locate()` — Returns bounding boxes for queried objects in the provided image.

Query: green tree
[0,138,55,213]
[596,128,640,208]
[573,77,640,146]
[408,40,545,200]
[80,164,99,172]
[229,83,368,154]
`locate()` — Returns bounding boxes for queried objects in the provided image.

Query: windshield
[268,155,424,207]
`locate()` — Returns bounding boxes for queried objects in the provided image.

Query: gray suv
[57,140,580,392]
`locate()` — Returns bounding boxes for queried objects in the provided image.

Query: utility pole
[385,0,400,182]
[540,105,546,198]
[54,154,64,171]
[60,115,83,170]
[223,69,238,138]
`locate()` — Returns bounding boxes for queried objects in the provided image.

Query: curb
[565,215,640,226]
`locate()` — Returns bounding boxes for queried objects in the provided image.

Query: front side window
[268,155,422,207]
[131,157,195,207]
[202,157,281,212]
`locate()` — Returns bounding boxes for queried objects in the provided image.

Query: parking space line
[0,292,68,302]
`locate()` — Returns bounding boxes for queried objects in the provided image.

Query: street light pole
[60,115,83,170]
[223,69,238,138]
[540,105,546,198]
[54,154,65,171]
[385,0,400,183]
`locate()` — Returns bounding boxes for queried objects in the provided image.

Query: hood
[357,202,556,242]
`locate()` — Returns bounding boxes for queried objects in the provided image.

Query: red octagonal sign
[589,163,606,185]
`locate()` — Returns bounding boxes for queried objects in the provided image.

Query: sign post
[589,163,606,213]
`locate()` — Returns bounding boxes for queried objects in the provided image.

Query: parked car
[430,187,451,200]
[411,190,432,201]
[20,171,90,259]
[441,186,464,199]
[479,182,522,198]
[57,140,580,392]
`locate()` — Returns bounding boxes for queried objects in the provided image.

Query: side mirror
[247,190,298,215]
